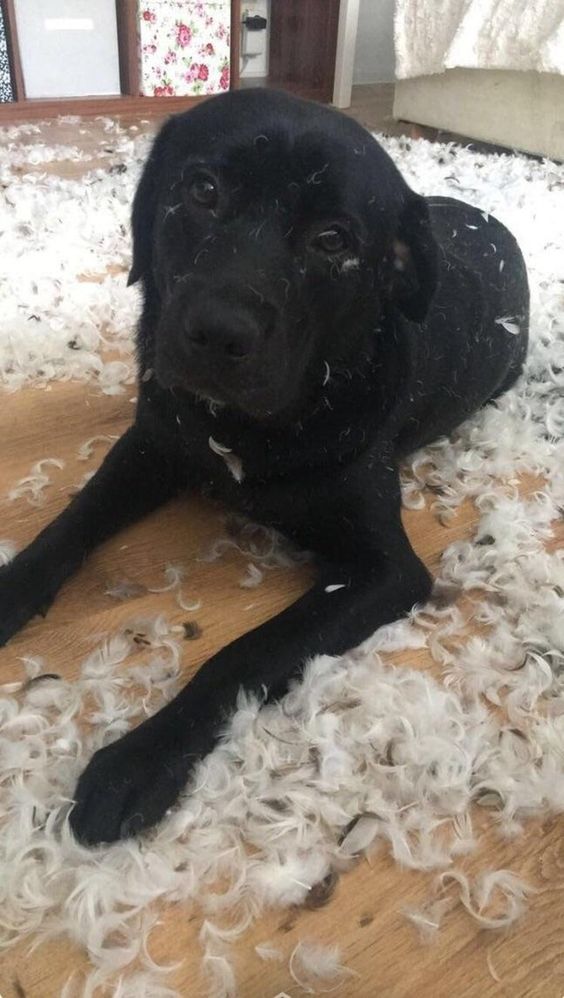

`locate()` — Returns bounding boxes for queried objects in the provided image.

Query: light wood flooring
[0,88,563,998]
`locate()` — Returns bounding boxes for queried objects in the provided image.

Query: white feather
[77,434,118,461]
[148,564,186,593]
[289,941,356,994]
[255,942,284,962]
[209,437,244,483]
[495,316,521,336]
[239,563,264,589]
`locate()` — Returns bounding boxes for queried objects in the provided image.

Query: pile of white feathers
[0,116,563,997]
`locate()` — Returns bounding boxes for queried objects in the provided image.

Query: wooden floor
[1,89,563,998]
[346,82,406,134]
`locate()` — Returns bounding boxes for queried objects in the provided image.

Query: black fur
[0,90,529,845]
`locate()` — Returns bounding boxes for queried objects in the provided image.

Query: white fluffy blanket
[395,0,564,79]
[1,121,564,996]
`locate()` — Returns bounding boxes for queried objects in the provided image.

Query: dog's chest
[170,403,293,493]
[169,397,372,503]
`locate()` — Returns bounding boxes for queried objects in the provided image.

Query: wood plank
[230,0,241,90]
[116,0,140,96]
[269,0,340,103]
[0,92,208,122]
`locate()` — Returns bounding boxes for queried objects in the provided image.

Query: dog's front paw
[69,724,190,846]
[0,560,57,647]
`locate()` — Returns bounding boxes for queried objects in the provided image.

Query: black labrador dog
[0,89,529,845]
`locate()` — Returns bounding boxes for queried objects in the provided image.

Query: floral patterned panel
[0,5,14,102]
[139,1,230,97]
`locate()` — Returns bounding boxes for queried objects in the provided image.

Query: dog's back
[392,196,529,456]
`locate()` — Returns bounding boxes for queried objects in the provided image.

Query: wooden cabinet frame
[0,0,241,120]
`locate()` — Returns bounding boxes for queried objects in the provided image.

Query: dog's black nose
[185,298,266,362]
[187,320,257,360]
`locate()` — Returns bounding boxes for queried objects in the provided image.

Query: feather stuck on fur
[494,316,521,336]
[0,539,17,565]
[208,437,244,483]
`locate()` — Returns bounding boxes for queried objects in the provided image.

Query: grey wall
[353,0,395,85]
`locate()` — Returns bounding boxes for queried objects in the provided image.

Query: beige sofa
[393,67,564,162]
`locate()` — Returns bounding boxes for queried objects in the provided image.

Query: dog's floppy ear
[388,194,438,322]
[127,117,177,287]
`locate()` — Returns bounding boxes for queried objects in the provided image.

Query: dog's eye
[312,227,349,255]
[188,173,218,209]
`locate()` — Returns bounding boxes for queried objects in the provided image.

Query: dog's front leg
[0,424,185,646]
[70,460,432,846]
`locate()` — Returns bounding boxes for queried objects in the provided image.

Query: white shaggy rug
[1,117,564,997]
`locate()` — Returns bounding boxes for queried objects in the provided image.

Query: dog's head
[130,89,437,420]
